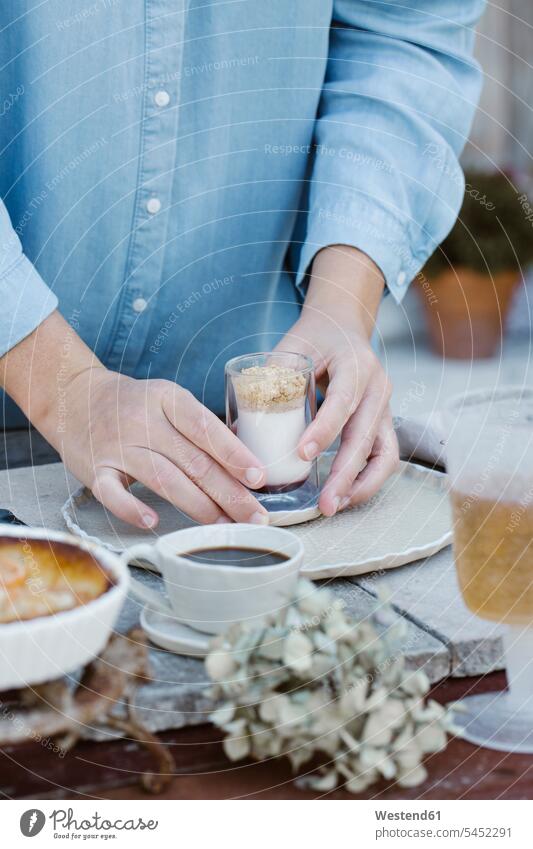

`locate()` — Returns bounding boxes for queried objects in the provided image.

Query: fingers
[93,443,267,529]
[161,430,269,525]
[319,379,392,516]
[127,447,238,525]
[162,385,266,489]
[298,353,376,462]
[91,467,161,530]
[336,414,400,511]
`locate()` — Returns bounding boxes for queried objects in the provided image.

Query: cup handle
[121,543,173,616]
[123,542,162,573]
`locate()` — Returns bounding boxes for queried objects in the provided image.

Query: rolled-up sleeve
[0,201,58,357]
[290,0,485,302]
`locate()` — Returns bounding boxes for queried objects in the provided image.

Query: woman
[0,1,484,526]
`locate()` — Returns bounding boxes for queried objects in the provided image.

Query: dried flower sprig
[206,579,447,794]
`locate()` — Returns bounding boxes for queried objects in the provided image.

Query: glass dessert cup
[225,352,319,515]
[445,387,533,752]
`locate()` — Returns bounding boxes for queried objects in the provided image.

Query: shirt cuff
[292,194,423,305]
[0,254,58,357]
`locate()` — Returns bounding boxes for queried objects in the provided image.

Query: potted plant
[417,172,533,358]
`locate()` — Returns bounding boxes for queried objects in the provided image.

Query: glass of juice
[445,386,533,751]
[225,352,319,516]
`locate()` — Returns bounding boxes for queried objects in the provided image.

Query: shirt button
[132,297,148,313]
[154,90,170,107]
[146,197,161,215]
[397,270,407,286]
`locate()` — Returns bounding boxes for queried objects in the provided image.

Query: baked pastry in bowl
[0,527,129,690]
[0,537,111,624]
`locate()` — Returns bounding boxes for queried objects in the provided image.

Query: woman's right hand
[1,311,269,529]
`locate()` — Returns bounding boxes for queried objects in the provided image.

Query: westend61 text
[375,810,441,821]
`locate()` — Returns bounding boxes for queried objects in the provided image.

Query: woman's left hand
[277,245,400,517]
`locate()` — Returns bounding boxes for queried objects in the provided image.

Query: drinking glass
[225,352,319,515]
[445,386,533,752]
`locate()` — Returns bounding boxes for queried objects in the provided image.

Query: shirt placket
[106,0,187,373]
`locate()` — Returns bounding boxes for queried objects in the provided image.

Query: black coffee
[180,546,289,568]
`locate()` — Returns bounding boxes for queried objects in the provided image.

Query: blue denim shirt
[0,0,483,421]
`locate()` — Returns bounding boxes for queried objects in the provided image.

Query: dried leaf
[210,703,235,727]
[362,709,393,747]
[282,631,313,674]
[401,670,430,697]
[205,649,237,681]
[301,770,338,792]
[413,722,448,754]
[258,693,289,723]
[223,734,251,761]
[397,763,428,788]
[339,683,367,718]
[297,585,334,619]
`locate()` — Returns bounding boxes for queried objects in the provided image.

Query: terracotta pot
[416,267,520,359]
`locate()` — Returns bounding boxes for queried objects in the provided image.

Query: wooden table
[4,673,533,800]
[0,453,530,800]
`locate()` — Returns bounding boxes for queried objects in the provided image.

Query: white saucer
[267,503,321,527]
[140,605,211,657]
[256,477,321,527]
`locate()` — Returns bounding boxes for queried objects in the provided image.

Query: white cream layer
[237,406,311,486]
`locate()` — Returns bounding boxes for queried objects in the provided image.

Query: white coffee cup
[122,523,304,634]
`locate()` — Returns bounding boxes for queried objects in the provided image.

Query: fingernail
[142,514,157,528]
[302,441,319,461]
[245,467,263,486]
[216,516,232,524]
[332,496,340,514]
[250,511,269,525]
[339,496,351,510]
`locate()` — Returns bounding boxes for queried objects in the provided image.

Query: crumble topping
[234,365,307,411]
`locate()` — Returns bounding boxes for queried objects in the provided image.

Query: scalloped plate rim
[61,461,451,577]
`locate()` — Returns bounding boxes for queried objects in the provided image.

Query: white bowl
[0,525,129,691]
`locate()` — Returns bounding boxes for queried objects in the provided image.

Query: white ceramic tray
[297,462,451,579]
[0,526,129,690]
[61,461,451,580]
